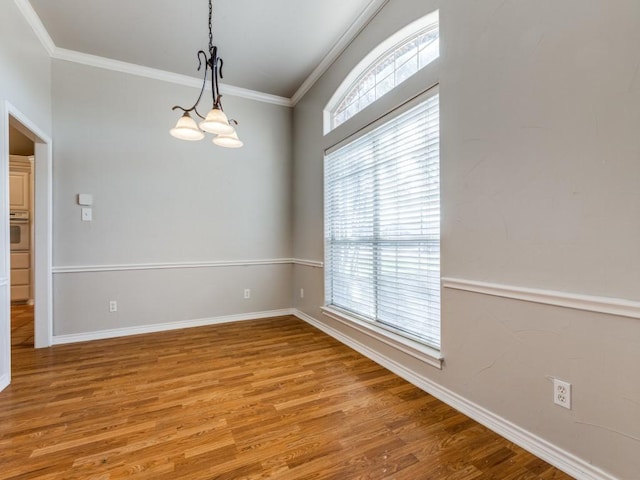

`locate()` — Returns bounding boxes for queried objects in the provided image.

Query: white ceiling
[26,0,384,100]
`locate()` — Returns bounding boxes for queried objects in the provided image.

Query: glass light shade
[199,107,234,135]
[170,113,204,141]
[213,130,243,148]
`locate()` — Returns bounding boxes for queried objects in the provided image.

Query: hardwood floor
[2,309,574,479]
[10,304,34,348]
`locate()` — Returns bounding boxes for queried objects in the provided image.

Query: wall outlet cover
[553,379,571,409]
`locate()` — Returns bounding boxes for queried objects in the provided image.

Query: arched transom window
[326,12,439,132]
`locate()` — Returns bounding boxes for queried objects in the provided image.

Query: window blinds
[325,94,440,348]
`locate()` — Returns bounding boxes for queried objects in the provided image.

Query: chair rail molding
[53,258,323,274]
[442,277,640,320]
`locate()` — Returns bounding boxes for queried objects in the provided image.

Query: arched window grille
[327,13,439,132]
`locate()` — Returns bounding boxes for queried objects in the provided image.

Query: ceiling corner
[14,0,56,56]
[290,0,389,106]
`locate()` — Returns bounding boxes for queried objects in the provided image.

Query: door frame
[3,102,53,362]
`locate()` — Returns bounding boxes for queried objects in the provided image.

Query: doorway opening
[9,123,35,348]
[4,104,53,361]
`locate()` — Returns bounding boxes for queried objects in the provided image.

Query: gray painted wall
[292,0,640,478]
[2,0,639,477]
[53,265,292,336]
[0,0,51,388]
[51,60,293,335]
[52,61,292,266]
[0,2,52,135]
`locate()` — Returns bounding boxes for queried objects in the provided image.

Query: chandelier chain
[208,0,213,53]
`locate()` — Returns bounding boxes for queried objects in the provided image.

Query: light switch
[81,207,92,222]
[78,193,93,206]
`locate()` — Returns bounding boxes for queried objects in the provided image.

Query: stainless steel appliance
[9,210,29,251]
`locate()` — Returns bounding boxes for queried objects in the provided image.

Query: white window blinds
[324,94,440,349]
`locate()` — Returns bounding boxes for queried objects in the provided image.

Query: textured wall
[51,60,293,336]
[0,0,52,390]
[292,0,640,478]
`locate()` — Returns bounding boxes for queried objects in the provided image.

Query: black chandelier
[169,0,243,148]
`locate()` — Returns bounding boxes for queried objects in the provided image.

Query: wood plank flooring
[10,304,34,348]
[2,308,574,479]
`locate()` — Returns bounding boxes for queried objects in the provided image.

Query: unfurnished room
[0,0,638,479]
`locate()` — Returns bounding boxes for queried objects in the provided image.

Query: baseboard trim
[293,309,617,480]
[443,277,640,321]
[52,309,294,345]
[0,373,9,393]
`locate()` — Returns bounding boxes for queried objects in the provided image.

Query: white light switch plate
[78,193,93,205]
[81,207,92,222]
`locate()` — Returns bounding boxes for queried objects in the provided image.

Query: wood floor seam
[2,305,574,479]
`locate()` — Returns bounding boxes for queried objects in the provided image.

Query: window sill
[321,306,443,370]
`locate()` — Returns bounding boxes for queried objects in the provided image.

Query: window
[327,12,439,132]
[324,91,440,349]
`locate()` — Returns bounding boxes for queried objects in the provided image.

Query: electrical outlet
[300,288,304,298]
[109,300,118,313]
[553,379,571,409]
[244,289,251,299]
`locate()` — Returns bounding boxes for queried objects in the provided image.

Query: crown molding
[15,1,292,108]
[17,0,387,108]
[14,0,55,56]
[221,84,293,108]
[51,48,293,107]
[290,0,389,106]
[53,47,201,87]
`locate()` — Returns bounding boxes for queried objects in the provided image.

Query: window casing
[323,11,441,358]
[324,90,440,350]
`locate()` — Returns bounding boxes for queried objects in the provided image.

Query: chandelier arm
[169,50,210,114]
[216,57,224,110]
[193,106,206,120]
[192,50,210,110]
[210,47,221,108]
